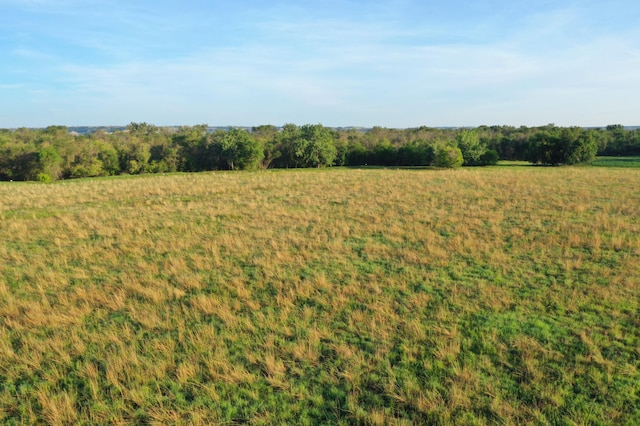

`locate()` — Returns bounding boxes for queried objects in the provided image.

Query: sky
[1,0,639,128]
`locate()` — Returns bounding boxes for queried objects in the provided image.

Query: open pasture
[0,167,638,424]
[591,156,640,168]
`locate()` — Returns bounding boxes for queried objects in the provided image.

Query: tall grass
[0,167,638,424]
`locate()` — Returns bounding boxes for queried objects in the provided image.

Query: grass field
[591,156,640,168]
[0,167,639,424]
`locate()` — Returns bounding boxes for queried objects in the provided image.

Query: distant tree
[627,130,640,156]
[298,124,337,168]
[217,128,263,170]
[345,140,370,166]
[478,149,499,166]
[397,140,435,166]
[252,125,281,168]
[272,123,301,168]
[172,125,209,171]
[602,125,640,156]
[590,128,609,154]
[490,126,530,161]
[12,127,36,144]
[0,143,39,180]
[333,136,348,166]
[566,128,597,165]
[96,142,120,175]
[69,158,105,179]
[528,127,596,165]
[434,145,464,168]
[126,122,158,139]
[605,124,625,146]
[37,145,63,181]
[148,142,180,173]
[372,139,397,166]
[455,129,486,165]
[527,128,563,165]
[118,139,151,174]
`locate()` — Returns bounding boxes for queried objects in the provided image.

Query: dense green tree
[118,139,151,174]
[333,136,348,166]
[603,124,625,155]
[566,129,598,165]
[455,129,486,165]
[252,125,281,168]
[628,130,640,155]
[149,142,180,173]
[590,128,610,153]
[528,127,597,165]
[0,143,39,180]
[490,127,530,161]
[96,142,121,175]
[345,140,370,166]
[36,145,63,180]
[397,140,434,166]
[271,123,301,168]
[172,125,209,171]
[217,128,263,170]
[69,158,104,179]
[434,145,464,168]
[478,149,499,166]
[126,122,158,139]
[372,139,397,166]
[527,128,563,165]
[298,124,338,168]
[602,125,640,156]
[60,139,110,178]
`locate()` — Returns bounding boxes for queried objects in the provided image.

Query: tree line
[0,123,638,181]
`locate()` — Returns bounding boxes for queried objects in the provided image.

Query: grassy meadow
[591,156,640,168]
[0,166,639,424]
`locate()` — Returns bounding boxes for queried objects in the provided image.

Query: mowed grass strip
[0,167,639,424]
[591,156,640,168]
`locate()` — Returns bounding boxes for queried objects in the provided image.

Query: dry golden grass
[0,166,639,424]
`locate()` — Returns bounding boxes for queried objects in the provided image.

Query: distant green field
[495,160,532,167]
[591,156,640,167]
[0,167,639,424]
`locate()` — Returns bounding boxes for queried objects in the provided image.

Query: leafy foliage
[0,123,638,180]
[527,127,598,165]
[214,128,264,170]
[455,129,486,165]
[434,145,464,168]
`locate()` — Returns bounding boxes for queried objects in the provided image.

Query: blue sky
[1,0,639,127]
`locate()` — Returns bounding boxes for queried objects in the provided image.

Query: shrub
[435,145,464,168]
[37,172,52,183]
[479,149,499,165]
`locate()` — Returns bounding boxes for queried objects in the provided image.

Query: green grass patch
[591,156,640,167]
